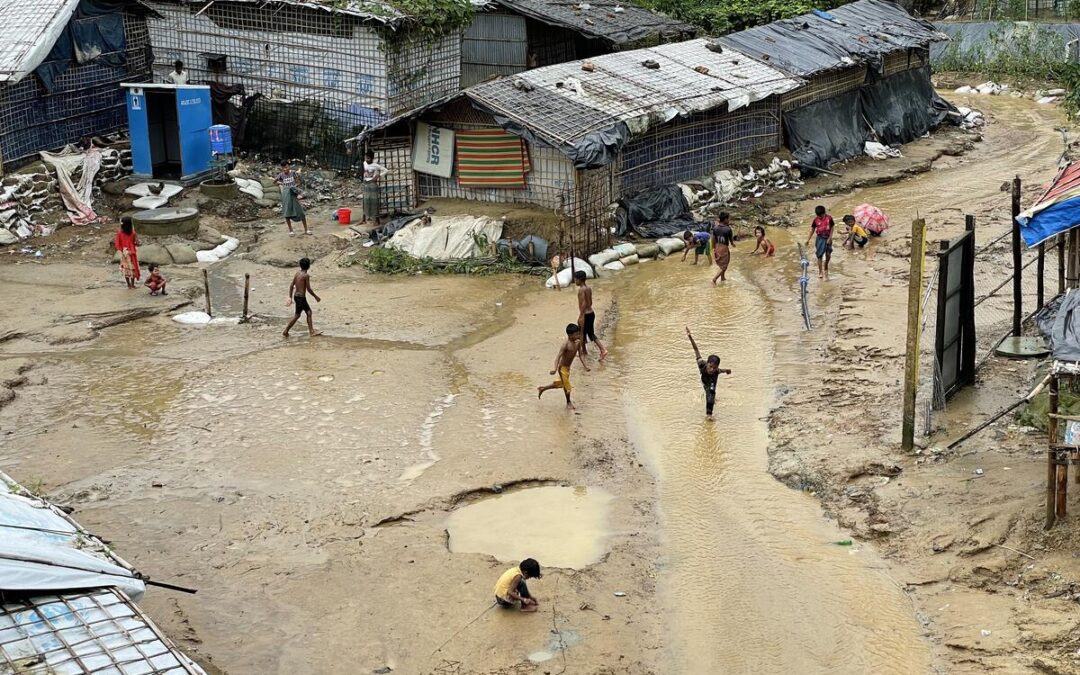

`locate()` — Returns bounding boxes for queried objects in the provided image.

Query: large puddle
[613,257,931,673]
[445,486,614,569]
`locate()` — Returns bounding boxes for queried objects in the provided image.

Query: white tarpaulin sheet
[0,471,144,599]
[411,122,455,178]
[387,215,502,260]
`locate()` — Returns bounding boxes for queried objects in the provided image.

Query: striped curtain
[455,130,531,189]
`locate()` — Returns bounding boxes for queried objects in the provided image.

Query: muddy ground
[0,91,1078,675]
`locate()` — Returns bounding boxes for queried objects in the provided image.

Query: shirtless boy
[284,257,322,338]
[538,324,590,410]
[574,270,608,361]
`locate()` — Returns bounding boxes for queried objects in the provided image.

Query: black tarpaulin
[860,66,954,145]
[35,0,128,92]
[783,88,868,173]
[614,184,697,238]
[496,235,550,264]
[1047,292,1080,361]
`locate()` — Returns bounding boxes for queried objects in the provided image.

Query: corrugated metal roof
[492,0,694,45]
[172,0,407,21]
[0,0,80,84]
[467,38,801,148]
[718,0,946,78]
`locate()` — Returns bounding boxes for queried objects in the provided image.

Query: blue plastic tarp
[1018,195,1080,248]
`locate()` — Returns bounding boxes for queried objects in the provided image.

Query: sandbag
[545,268,575,289]
[588,249,620,268]
[620,254,639,266]
[559,258,595,278]
[603,261,625,272]
[634,243,660,259]
[173,311,212,325]
[222,237,240,252]
[612,243,636,257]
[656,238,685,254]
[196,250,220,263]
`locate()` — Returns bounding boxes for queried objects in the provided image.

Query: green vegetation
[1061,63,1080,119]
[348,246,549,277]
[935,23,1068,82]
[639,0,836,34]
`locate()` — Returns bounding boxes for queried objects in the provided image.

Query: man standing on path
[574,270,608,361]
[806,204,835,281]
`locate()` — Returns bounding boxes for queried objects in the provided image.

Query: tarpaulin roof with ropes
[1017,161,1080,247]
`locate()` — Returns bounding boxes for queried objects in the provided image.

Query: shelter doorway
[145,89,181,179]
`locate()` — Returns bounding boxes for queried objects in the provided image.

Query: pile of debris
[1,145,131,245]
[663,157,804,224]
[954,82,1065,105]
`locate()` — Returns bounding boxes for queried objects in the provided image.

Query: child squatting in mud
[493,558,542,612]
[686,326,731,420]
[538,323,590,410]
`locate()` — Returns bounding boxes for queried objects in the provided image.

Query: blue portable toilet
[122,83,213,183]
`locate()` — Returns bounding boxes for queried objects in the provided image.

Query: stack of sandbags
[656,237,685,254]
[195,237,241,263]
[545,258,594,288]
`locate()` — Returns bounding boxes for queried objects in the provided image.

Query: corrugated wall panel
[461,13,527,88]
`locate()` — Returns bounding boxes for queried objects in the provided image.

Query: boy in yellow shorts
[538,323,589,410]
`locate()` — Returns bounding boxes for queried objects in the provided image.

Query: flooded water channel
[613,259,931,673]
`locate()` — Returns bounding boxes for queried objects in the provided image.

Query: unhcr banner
[412,122,454,178]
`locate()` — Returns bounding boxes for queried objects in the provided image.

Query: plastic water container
[337,207,351,225]
[209,124,233,154]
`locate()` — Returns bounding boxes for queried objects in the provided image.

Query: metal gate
[935,227,977,402]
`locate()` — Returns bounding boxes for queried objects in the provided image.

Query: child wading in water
[686,327,731,420]
[284,257,322,338]
[574,270,608,361]
[493,558,542,612]
[751,226,776,257]
[805,205,835,281]
[681,229,711,265]
[538,323,589,410]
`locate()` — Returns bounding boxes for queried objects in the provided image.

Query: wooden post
[902,218,927,452]
[242,273,250,322]
[1038,241,1046,310]
[1069,229,1079,290]
[1047,373,1058,529]
[1060,233,1066,295]
[1011,176,1022,336]
[202,268,212,317]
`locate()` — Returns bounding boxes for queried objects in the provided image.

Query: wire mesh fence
[917,222,1063,436]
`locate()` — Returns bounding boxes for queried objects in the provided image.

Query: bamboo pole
[1011,176,1022,336]
[1047,374,1059,529]
[202,269,212,317]
[902,218,927,452]
[1060,234,1066,295]
[242,273,250,322]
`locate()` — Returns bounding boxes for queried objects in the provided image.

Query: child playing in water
[538,323,589,410]
[681,229,712,265]
[686,327,731,420]
[805,205,835,281]
[842,215,869,249]
[144,264,167,295]
[494,558,542,612]
[751,226,776,257]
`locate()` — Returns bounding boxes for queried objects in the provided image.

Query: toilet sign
[411,122,454,178]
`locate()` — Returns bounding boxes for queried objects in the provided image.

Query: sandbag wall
[0,147,131,243]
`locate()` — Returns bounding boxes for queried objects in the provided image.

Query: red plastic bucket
[337,207,352,225]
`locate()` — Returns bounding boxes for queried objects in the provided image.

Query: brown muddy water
[446,485,615,569]
[613,257,930,674]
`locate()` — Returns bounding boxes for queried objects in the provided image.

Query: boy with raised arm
[686,326,731,420]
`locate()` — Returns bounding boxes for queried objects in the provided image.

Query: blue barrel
[209,124,233,154]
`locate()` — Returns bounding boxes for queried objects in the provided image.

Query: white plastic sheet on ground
[125,183,183,199]
[864,141,902,160]
[172,311,241,326]
[387,215,503,261]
